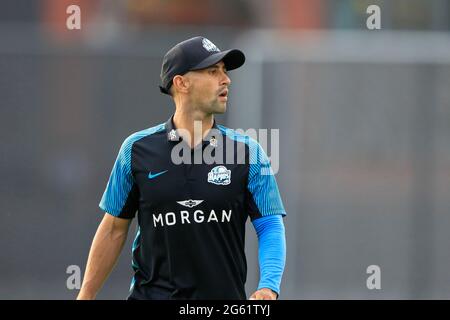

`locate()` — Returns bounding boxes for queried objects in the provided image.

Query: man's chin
[213,103,227,114]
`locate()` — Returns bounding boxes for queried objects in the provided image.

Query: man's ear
[172,75,190,94]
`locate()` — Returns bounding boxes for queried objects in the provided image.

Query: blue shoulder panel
[99,123,165,217]
[218,125,286,217]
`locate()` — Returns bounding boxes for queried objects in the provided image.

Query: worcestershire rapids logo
[207,166,231,185]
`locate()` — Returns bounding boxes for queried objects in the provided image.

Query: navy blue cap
[159,36,245,95]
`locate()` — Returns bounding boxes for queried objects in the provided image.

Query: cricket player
[77,36,286,300]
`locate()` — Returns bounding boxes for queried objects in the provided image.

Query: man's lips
[218,89,228,99]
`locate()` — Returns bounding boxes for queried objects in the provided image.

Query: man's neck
[173,109,215,148]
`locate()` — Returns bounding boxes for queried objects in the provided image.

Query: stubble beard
[207,97,227,115]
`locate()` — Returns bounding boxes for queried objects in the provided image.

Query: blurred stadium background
[0,0,449,299]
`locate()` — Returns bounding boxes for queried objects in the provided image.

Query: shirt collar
[165,114,220,146]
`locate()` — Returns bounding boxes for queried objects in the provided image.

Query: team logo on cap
[207,165,231,185]
[202,38,220,52]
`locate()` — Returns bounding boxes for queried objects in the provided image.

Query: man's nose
[221,73,231,86]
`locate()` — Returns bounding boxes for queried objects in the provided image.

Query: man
[77,36,286,300]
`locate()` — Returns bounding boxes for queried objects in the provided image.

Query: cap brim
[191,49,245,72]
